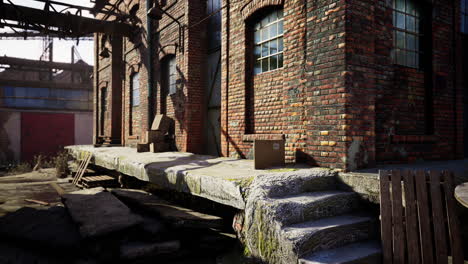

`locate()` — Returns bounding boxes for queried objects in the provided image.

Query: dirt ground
[0,169,251,264]
[0,168,78,217]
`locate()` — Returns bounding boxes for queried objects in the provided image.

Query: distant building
[93,0,468,171]
[0,56,93,165]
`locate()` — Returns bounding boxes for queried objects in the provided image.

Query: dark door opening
[203,0,222,156]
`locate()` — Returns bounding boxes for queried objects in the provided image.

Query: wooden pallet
[81,175,117,188]
[380,170,463,264]
[72,152,92,186]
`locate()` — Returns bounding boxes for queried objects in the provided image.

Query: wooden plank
[415,170,435,264]
[49,182,66,196]
[402,170,421,264]
[24,199,49,206]
[73,157,86,184]
[429,171,448,264]
[73,153,90,185]
[74,153,91,185]
[442,171,464,264]
[391,170,405,264]
[379,170,393,264]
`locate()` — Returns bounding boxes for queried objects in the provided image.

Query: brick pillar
[183,0,207,153]
[110,35,123,144]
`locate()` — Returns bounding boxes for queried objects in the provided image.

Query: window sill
[243,134,285,142]
[127,135,139,140]
[253,67,283,77]
[392,135,437,143]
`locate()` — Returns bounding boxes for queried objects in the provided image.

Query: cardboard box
[254,139,285,169]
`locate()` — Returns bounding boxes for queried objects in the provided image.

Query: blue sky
[0,0,94,65]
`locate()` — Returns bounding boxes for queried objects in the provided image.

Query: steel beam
[0,31,93,40]
[0,56,93,71]
[1,3,135,37]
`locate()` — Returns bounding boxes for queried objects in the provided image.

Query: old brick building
[94,0,467,171]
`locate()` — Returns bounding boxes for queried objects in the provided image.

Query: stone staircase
[242,169,382,264]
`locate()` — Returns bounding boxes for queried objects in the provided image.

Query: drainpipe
[147,0,155,129]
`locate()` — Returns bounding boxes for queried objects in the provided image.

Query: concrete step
[272,191,361,226]
[282,214,377,258]
[262,170,338,198]
[299,241,382,264]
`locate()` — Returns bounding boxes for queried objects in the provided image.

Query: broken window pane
[262,58,269,72]
[270,55,278,70]
[278,53,283,68]
[270,39,278,55]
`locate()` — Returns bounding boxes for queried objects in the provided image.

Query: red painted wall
[21,112,75,162]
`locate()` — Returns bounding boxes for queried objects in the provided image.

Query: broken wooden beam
[24,199,50,206]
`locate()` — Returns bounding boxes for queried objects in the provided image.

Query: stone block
[149,142,169,153]
[137,143,149,152]
[145,130,165,144]
[151,114,172,133]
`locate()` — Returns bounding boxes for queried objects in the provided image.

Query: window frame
[130,72,140,107]
[253,9,284,75]
[167,56,177,96]
[391,0,423,69]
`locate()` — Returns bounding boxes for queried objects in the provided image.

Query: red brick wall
[94,0,463,171]
[304,0,347,170]
[221,0,309,161]
[348,0,463,169]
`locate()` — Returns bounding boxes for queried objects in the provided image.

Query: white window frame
[253,9,284,74]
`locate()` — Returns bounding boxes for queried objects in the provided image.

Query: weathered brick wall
[121,0,149,147]
[95,31,112,139]
[347,0,463,169]
[221,0,309,161]
[156,0,188,151]
[93,0,463,170]
[303,0,347,170]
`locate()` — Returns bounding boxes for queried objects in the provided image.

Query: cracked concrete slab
[66,145,317,209]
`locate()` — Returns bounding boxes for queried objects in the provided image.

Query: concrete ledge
[66,145,320,209]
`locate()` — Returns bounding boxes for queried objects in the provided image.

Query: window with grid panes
[167,56,177,95]
[253,9,284,74]
[131,72,140,106]
[392,0,422,68]
[462,0,468,34]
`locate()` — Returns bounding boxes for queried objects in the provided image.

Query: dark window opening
[160,55,176,115]
[100,87,107,136]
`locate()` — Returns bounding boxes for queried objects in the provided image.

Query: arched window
[131,72,140,107]
[253,9,284,74]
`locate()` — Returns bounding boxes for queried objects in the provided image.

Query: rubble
[0,171,241,263]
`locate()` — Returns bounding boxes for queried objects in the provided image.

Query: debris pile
[0,186,238,263]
